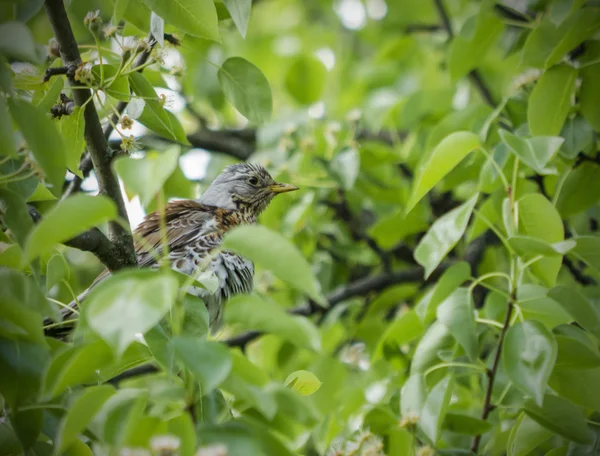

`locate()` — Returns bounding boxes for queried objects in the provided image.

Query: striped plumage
[49,163,298,335]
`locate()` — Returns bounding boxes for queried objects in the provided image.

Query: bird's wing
[134,200,224,268]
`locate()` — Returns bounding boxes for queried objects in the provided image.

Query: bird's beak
[269,182,299,194]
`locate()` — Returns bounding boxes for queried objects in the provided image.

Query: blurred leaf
[223,225,325,305]
[55,385,116,454]
[571,236,600,274]
[499,130,563,174]
[172,336,232,394]
[448,13,504,80]
[284,370,321,396]
[0,267,56,319]
[528,65,577,136]
[0,188,34,248]
[46,253,69,290]
[419,375,455,444]
[436,288,477,361]
[400,373,426,417]
[0,338,49,406]
[85,269,179,355]
[414,194,478,278]
[43,340,113,399]
[91,388,148,446]
[8,98,66,196]
[407,131,480,211]
[548,286,600,339]
[285,55,327,105]
[59,106,86,178]
[37,78,63,117]
[196,422,268,456]
[549,367,600,411]
[507,413,553,456]
[225,294,321,351]
[0,22,39,62]
[556,162,600,218]
[524,394,593,444]
[330,146,359,190]
[373,310,424,361]
[411,321,454,374]
[24,194,117,262]
[580,63,600,132]
[555,325,600,369]
[508,236,575,258]
[444,413,493,436]
[517,284,572,329]
[503,321,557,406]
[114,147,180,206]
[416,262,470,323]
[11,408,42,452]
[223,0,251,38]
[167,414,196,456]
[218,57,272,124]
[0,95,16,157]
[560,116,595,159]
[144,0,220,41]
[517,194,564,287]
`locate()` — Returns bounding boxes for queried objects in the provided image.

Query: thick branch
[472,294,515,453]
[45,0,136,267]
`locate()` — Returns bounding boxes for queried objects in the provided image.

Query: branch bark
[45,0,136,268]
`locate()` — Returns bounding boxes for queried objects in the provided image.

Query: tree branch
[472,293,515,453]
[45,0,136,267]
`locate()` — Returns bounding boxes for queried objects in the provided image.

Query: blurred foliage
[2,0,600,455]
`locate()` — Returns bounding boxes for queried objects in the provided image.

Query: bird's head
[198,163,299,216]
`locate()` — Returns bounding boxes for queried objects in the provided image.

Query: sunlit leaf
[223,0,252,38]
[285,55,327,105]
[59,106,85,178]
[217,57,272,124]
[503,321,557,406]
[284,370,322,396]
[414,194,478,278]
[144,0,220,41]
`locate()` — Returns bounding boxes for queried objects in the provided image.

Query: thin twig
[471,293,515,453]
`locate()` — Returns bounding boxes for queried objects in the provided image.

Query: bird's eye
[248,176,259,186]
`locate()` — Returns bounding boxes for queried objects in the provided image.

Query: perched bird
[48,163,298,336]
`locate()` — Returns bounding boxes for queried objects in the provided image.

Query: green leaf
[444,413,493,436]
[411,321,454,374]
[419,375,455,444]
[373,310,424,361]
[85,269,179,355]
[524,394,593,444]
[503,321,557,406]
[217,57,272,124]
[0,188,34,248]
[24,194,117,262]
[517,194,564,287]
[91,388,148,446]
[225,294,321,351]
[144,0,219,41]
[0,95,16,157]
[555,325,600,369]
[172,336,232,394]
[508,236,575,258]
[0,22,39,63]
[571,236,600,274]
[114,147,180,206]
[60,106,86,178]
[414,194,478,278]
[36,78,63,114]
[46,254,69,290]
[223,225,325,305]
[329,146,360,190]
[400,373,426,417]
[129,73,189,143]
[545,9,600,67]
[222,0,251,38]
[517,284,572,329]
[448,13,504,80]
[407,131,480,211]
[436,288,477,361]
[11,408,42,452]
[548,286,600,339]
[507,413,553,456]
[284,55,327,105]
[549,367,600,411]
[8,98,66,196]
[560,115,595,159]
[416,261,470,323]
[556,162,600,218]
[0,338,49,406]
[499,129,563,174]
[55,385,116,454]
[580,63,600,131]
[284,370,322,396]
[43,340,113,399]
[91,65,130,101]
[196,422,262,456]
[0,267,56,319]
[166,414,196,456]
[528,65,577,136]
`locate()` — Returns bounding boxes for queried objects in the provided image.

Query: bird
[47,163,298,336]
